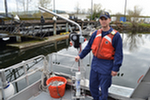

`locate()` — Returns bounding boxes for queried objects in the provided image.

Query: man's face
[99,17,111,28]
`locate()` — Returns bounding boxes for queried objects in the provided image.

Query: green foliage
[87,3,103,20]
[123,22,132,26]
[138,23,150,28]
[91,11,101,20]
[122,22,150,28]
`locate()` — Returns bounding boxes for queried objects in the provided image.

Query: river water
[0,33,150,91]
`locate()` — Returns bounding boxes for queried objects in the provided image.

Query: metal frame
[0,55,48,100]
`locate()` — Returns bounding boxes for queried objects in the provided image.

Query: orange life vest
[91,29,117,60]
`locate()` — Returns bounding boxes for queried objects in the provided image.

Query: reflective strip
[104,36,112,43]
[111,30,116,35]
[96,34,102,38]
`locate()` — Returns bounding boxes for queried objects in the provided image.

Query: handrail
[1,55,45,71]
[52,53,86,72]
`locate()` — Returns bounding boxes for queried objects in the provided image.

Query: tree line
[14,0,144,23]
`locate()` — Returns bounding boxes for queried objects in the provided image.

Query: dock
[7,34,69,50]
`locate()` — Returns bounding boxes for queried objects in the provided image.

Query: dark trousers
[90,69,112,100]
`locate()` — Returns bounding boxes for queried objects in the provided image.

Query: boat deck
[28,89,93,100]
[22,78,134,100]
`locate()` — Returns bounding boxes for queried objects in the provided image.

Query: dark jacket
[79,27,123,75]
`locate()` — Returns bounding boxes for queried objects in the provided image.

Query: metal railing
[50,53,86,99]
[0,55,48,100]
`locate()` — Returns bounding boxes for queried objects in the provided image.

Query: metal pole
[53,20,56,35]
[124,0,127,22]
[23,64,29,86]
[4,0,8,17]
[53,0,55,13]
[1,69,8,100]
[91,0,93,20]
[38,6,82,35]
[66,22,68,32]
[16,0,18,14]
[13,69,19,93]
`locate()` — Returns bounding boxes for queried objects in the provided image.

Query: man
[75,11,123,100]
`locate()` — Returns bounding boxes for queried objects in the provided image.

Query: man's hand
[111,71,118,76]
[75,56,80,62]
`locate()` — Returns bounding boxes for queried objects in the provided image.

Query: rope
[39,58,50,92]
[56,86,62,99]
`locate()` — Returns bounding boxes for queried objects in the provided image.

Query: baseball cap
[99,11,110,19]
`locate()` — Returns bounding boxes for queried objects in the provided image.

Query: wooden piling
[53,21,56,35]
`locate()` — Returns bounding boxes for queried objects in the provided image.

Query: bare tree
[127,5,143,29]
[74,2,80,14]
[86,3,103,20]
[17,0,33,14]
[92,3,103,20]
[93,3,102,13]
[26,0,32,13]
[87,8,91,14]
[81,9,86,14]
[127,5,142,22]
[17,0,25,13]
[38,0,51,9]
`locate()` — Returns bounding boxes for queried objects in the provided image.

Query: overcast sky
[0,0,149,16]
